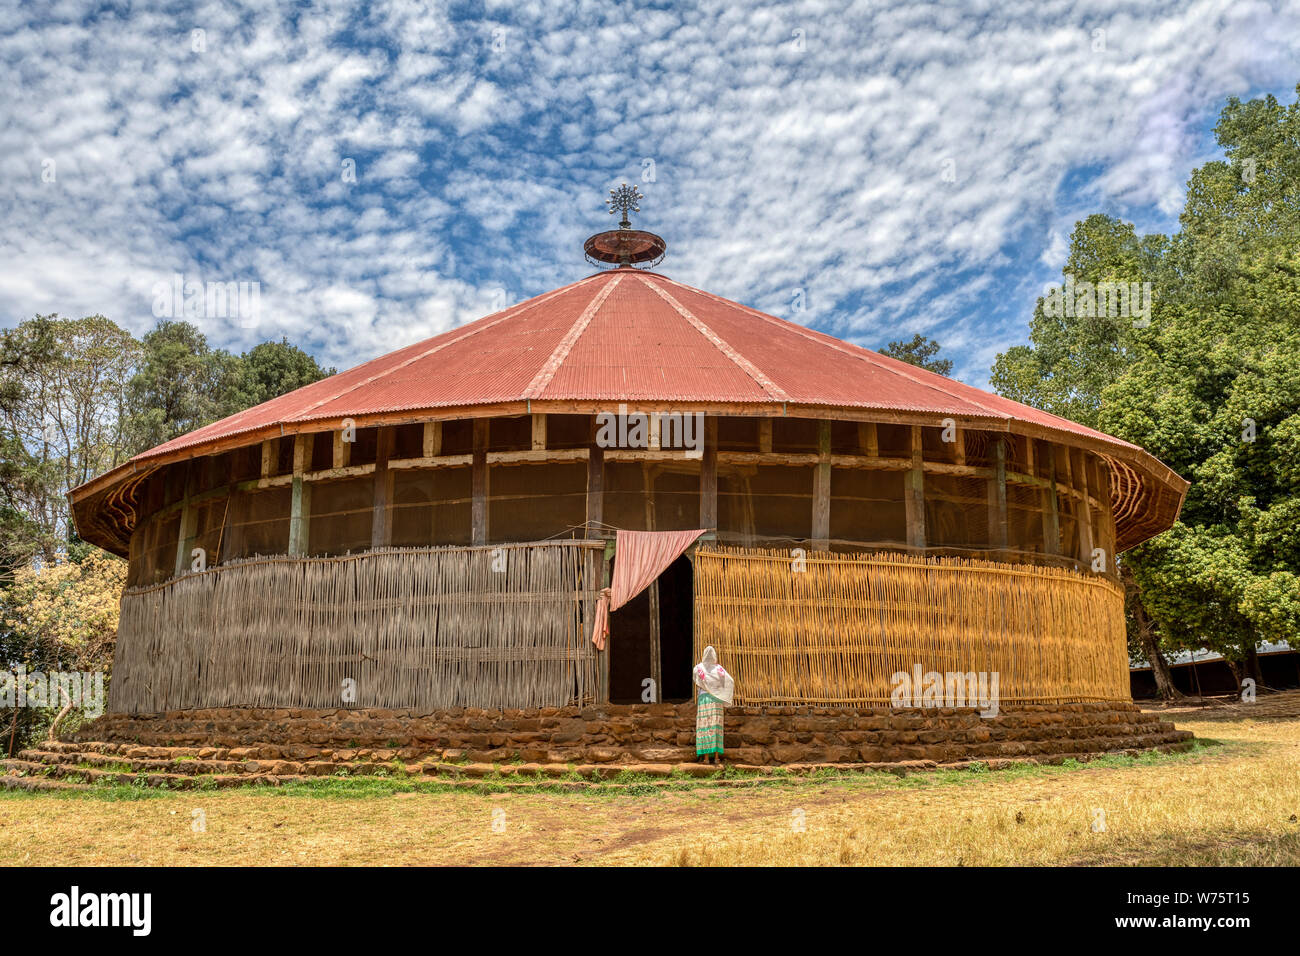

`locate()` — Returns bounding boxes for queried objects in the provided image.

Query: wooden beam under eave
[531,413,547,451]
[904,425,926,550]
[371,426,395,549]
[811,420,831,549]
[471,419,488,546]
[700,416,718,532]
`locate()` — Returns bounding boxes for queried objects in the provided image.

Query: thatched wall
[693,546,1129,705]
[111,541,604,714]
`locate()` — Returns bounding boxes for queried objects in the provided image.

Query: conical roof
[71,265,1188,554]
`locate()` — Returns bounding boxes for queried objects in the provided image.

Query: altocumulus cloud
[2,0,1298,385]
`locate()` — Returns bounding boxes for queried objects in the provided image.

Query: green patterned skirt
[696,691,725,755]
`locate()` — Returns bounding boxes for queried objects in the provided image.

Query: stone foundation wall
[71,701,1191,766]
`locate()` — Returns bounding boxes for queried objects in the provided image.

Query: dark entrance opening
[607,553,695,704]
[658,555,695,701]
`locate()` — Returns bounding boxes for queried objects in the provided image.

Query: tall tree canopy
[880,333,952,375]
[993,86,1300,690]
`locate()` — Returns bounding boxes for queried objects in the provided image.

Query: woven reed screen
[111,541,604,714]
[693,546,1129,705]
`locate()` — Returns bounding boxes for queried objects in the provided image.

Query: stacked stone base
[64,701,1191,766]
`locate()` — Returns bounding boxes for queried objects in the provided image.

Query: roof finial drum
[584,182,667,269]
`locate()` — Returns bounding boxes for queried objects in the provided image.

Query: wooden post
[1043,443,1061,556]
[371,426,394,549]
[644,462,661,699]
[260,439,276,478]
[904,425,926,550]
[599,539,613,703]
[586,416,604,537]
[988,437,1008,551]
[174,459,198,577]
[859,421,878,457]
[700,416,718,531]
[333,429,350,469]
[758,418,773,454]
[289,433,311,555]
[811,419,831,549]
[1073,448,1095,567]
[422,421,442,458]
[531,413,547,451]
[472,418,488,546]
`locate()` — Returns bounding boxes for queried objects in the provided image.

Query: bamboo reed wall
[693,546,1129,705]
[111,541,604,714]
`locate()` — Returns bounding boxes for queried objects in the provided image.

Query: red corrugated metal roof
[132,266,1146,458]
[69,263,1189,556]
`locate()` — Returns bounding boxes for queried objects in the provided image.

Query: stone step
[0,734,1197,793]
[55,703,1193,768]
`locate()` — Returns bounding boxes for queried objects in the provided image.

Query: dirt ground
[3,692,1298,866]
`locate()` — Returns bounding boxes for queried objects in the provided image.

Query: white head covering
[693,645,735,705]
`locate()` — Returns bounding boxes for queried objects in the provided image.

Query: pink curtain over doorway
[591,529,706,650]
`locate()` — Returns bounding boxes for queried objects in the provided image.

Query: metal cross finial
[607,182,643,230]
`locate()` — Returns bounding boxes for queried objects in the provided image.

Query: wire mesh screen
[605,461,703,532]
[308,476,374,556]
[924,473,991,549]
[1006,482,1045,555]
[389,467,472,547]
[127,509,180,587]
[694,546,1130,705]
[718,464,814,542]
[225,487,292,560]
[829,468,908,547]
[181,494,230,569]
[488,461,587,542]
[111,541,605,713]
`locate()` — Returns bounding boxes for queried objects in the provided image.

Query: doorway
[608,553,695,704]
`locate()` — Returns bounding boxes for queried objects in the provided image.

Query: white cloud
[1,0,1297,390]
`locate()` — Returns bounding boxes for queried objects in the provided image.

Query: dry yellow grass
[2,695,1298,866]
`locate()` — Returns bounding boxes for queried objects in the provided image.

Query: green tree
[218,338,334,416]
[123,320,236,455]
[0,315,137,566]
[880,333,952,375]
[994,85,1300,696]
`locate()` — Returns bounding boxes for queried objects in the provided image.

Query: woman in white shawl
[693,645,735,764]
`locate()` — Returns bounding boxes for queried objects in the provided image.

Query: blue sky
[3,0,1299,388]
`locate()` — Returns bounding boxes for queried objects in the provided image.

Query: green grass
[0,737,1222,803]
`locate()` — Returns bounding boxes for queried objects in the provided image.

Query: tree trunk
[1123,564,1182,699]
[1244,641,1264,686]
[1225,658,1244,693]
